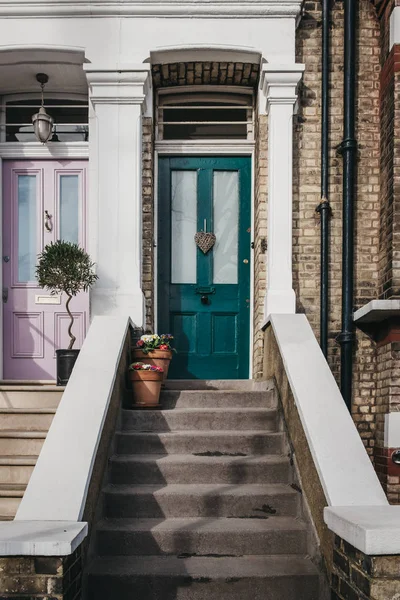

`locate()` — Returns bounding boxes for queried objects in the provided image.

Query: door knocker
[44,210,53,233]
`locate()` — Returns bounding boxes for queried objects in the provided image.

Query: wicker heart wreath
[194,231,216,254]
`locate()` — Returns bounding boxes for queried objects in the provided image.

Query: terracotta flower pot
[132,349,173,382]
[129,370,163,407]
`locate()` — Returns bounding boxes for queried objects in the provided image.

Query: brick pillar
[0,545,83,600]
[332,535,400,600]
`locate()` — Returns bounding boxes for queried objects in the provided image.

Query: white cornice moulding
[260,63,305,114]
[84,64,151,105]
[155,140,254,155]
[0,0,302,19]
[150,45,262,65]
[0,142,89,159]
[0,45,86,66]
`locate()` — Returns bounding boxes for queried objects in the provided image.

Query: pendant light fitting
[32,73,54,144]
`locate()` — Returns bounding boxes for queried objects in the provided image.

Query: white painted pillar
[260,64,304,319]
[84,64,151,326]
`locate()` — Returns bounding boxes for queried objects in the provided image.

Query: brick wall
[371,6,400,500]
[152,62,259,87]
[374,341,400,502]
[253,111,268,378]
[142,116,155,332]
[295,0,380,457]
[374,0,399,63]
[0,545,82,600]
[332,534,400,599]
[378,46,400,299]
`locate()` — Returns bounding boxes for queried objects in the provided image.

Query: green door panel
[158,156,251,379]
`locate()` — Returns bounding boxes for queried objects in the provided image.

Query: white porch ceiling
[0,48,87,95]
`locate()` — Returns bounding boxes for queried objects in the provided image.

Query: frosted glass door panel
[213,171,239,284]
[171,170,197,284]
[60,175,79,244]
[17,175,37,282]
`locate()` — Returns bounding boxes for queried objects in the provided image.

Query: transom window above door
[1,97,89,142]
[157,90,254,141]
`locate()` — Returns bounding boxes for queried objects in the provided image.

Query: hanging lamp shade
[32,106,54,144]
[32,73,54,144]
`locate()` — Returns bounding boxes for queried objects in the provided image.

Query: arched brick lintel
[152,62,260,89]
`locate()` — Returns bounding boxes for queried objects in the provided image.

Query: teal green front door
[158,157,251,379]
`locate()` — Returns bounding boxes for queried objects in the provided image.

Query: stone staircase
[0,382,62,520]
[86,380,320,599]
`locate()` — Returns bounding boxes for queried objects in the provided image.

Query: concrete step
[104,483,299,519]
[87,555,320,600]
[164,380,273,391]
[110,454,290,485]
[0,456,36,484]
[0,409,56,431]
[96,517,307,557]
[115,430,284,456]
[0,484,25,519]
[0,431,46,456]
[121,408,278,432]
[159,390,276,409]
[0,384,63,409]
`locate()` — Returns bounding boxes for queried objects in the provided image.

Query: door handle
[201,295,209,305]
[44,210,53,232]
[2,287,8,303]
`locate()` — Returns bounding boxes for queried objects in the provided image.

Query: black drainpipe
[316,0,331,359]
[337,0,357,411]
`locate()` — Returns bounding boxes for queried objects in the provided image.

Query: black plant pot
[56,349,80,386]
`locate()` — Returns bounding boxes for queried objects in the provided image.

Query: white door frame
[0,141,89,380]
[154,140,255,378]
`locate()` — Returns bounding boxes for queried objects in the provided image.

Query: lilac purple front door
[2,160,89,380]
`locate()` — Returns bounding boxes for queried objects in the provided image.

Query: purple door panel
[2,160,89,380]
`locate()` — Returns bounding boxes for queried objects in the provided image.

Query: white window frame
[0,92,89,145]
[156,86,254,143]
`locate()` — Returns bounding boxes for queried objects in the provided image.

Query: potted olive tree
[36,240,98,385]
